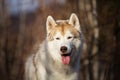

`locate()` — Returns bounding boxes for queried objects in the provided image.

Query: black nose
[60,46,67,53]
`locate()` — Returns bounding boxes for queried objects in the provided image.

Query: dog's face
[46,13,82,64]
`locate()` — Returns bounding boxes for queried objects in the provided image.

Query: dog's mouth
[61,52,72,65]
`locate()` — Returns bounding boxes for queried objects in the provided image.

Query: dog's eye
[56,37,60,40]
[67,36,72,39]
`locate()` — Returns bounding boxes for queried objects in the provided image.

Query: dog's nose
[60,46,67,53]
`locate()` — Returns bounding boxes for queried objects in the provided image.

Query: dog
[25,13,84,80]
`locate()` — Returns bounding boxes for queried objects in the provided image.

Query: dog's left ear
[69,13,81,32]
[46,16,56,33]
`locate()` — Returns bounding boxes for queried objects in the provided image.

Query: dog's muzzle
[60,46,73,65]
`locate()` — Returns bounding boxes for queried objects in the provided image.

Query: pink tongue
[62,56,70,65]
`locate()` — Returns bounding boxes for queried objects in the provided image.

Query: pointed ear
[69,13,81,32]
[46,16,56,33]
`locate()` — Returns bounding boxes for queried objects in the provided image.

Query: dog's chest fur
[34,41,78,80]
[46,65,77,80]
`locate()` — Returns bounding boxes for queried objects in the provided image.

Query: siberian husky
[25,13,84,80]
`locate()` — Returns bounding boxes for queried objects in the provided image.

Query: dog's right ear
[69,13,81,32]
[46,16,56,33]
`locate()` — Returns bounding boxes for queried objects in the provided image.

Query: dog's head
[46,13,83,65]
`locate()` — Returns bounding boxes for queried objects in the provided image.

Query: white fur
[25,13,84,80]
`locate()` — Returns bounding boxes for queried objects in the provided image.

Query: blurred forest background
[0,0,120,80]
